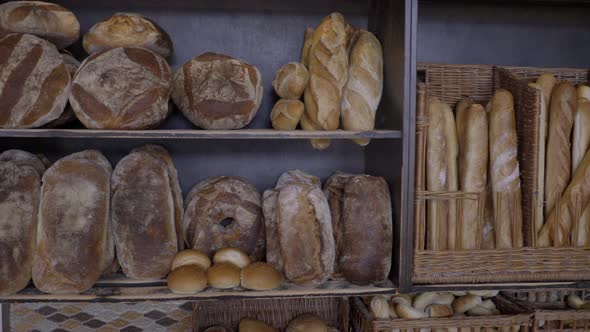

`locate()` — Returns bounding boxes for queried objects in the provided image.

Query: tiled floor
[9,301,194,332]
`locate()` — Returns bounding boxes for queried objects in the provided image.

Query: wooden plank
[412,281,590,293]
[0,129,401,140]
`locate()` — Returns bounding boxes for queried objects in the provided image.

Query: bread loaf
[545,82,577,216]
[341,29,383,146]
[276,169,321,189]
[457,104,488,249]
[426,97,447,250]
[240,318,278,332]
[578,85,590,101]
[286,314,327,332]
[111,146,180,279]
[536,73,556,110]
[441,104,458,249]
[83,13,173,58]
[528,82,548,239]
[339,175,392,284]
[573,96,590,246]
[0,33,70,128]
[271,99,304,130]
[278,183,334,285]
[0,149,46,176]
[273,62,308,99]
[32,150,113,294]
[183,176,265,261]
[43,52,79,128]
[301,28,314,68]
[0,159,41,296]
[0,1,79,49]
[300,112,331,150]
[489,90,523,248]
[70,47,172,129]
[172,52,263,129]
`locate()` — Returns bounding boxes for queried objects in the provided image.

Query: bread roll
[341,29,383,146]
[452,295,482,314]
[278,184,334,285]
[567,294,585,309]
[0,1,79,49]
[489,90,523,248]
[536,73,556,110]
[207,263,241,289]
[271,99,304,130]
[528,82,548,239]
[301,28,314,68]
[467,305,494,316]
[111,146,179,279]
[340,175,392,284]
[0,149,46,176]
[70,47,171,129]
[239,318,277,332]
[395,304,427,319]
[273,62,309,99]
[213,248,251,269]
[83,13,173,58]
[391,294,413,307]
[0,34,70,128]
[370,295,391,319]
[441,104,458,249]
[167,265,207,294]
[172,52,263,129]
[171,249,210,270]
[286,314,327,332]
[426,97,447,250]
[468,290,499,298]
[32,150,113,294]
[572,99,590,246]
[240,262,281,290]
[425,304,453,318]
[413,292,441,310]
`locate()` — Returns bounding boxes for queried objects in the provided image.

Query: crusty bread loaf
[442,103,458,250]
[300,112,331,150]
[0,1,79,49]
[83,13,173,58]
[273,62,309,99]
[341,29,383,146]
[277,183,334,285]
[32,150,112,294]
[0,160,41,296]
[489,90,523,248]
[70,47,172,129]
[0,149,46,176]
[573,99,590,246]
[276,169,321,189]
[172,52,263,129]
[339,175,392,284]
[301,27,314,68]
[545,82,577,216]
[528,82,548,240]
[536,73,556,110]
[183,176,265,261]
[0,33,70,128]
[271,99,304,130]
[578,85,590,101]
[43,52,80,128]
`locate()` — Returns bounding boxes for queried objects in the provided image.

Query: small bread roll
[413,292,440,310]
[468,290,499,298]
[273,62,309,99]
[466,305,494,317]
[207,263,241,289]
[425,304,453,318]
[388,301,398,318]
[167,265,207,294]
[171,249,211,270]
[286,314,327,332]
[480,299,497,310]
[271,99,304,130]
[395,303,427,319]
[390,294,412,307]
[213,248,251,269]
[452,295,483,314]
[239,318,278,332]
[370,295,390,319]
[567,294,585,309]
[240,262,281,290]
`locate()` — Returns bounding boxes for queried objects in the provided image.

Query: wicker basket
[503,290,590,331]
[351,296,533,332]
[193,297,349,332]
[413,63,590,284]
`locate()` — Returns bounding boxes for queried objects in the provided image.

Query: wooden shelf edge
[0,129,402,140]
[411,281,590,293]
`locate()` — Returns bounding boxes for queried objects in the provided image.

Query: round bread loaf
[70,47,172,129]
[213,248,251,269]
[240,262,281,290]
[83,13,173,58]
[43,52,80,128]
[0,33,70,128]
[272,62,308,99]
[167,265,207,294]
[275,169,321,189]
[271,99,304,130]
[239,318,277,332]
[286,314,327,332]
[172,52,263,129]
[183,176,265,261]
[207,263,241,289]
[0,1,80,49]
[171,249,211,270]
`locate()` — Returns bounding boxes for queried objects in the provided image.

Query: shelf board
[0,129,401,140]
[0,278,396,303]
[411,281,590,293]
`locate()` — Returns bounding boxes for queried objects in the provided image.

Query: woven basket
[193,297,348,332]
[351,296,533,332]
[413,63,590,284]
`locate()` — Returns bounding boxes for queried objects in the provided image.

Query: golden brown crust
[272,62,308,100]
[301,27,314,68]
[239,318,278,332]
[271,99,304,130]
[171,249,210,270]
[240,262,281,290]
[207,263,241,289]
[286,314,327,332]
[167,265,207,294]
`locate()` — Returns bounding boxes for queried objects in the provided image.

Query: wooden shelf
[0,278,396,303]
[0,129,401,140]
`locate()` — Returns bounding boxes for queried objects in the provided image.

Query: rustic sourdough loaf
[43,52,80,128]
[0,149,46,176]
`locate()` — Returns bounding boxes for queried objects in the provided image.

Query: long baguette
[442,103,457,250]
[536,73,556,112]
[528,82,548,239]
[489,90,523,248]
[572,87,590,246]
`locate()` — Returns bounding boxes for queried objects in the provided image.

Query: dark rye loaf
[70,47,172,129]
[172,52,263,129]
[0,33,70,128]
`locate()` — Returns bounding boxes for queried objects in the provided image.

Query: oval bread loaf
[0,33,70,128]
[43,52,80,128]
[271,99,304,130]
[70,47,172,129]
[0,149,46,176]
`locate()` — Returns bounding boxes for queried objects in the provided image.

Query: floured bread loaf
[0,149,46,176]
[112,145,180,279]
[32,150,113,294]
[172,52,263,129]
[183,176,265,261]
[0,159,42,296]
[276,169,321,189]
[0,33,70,128]
[277,183,334,285]
[0,1,80,49]
[83,13,173,58]
[44,52,80,128]
[70,47,172,129]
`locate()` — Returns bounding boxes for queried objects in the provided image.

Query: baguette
[578,85,590,101]
[489,90,523,248]
[426,97,448,250]
[442,104,458,250]
[573,90,590,246]
[529,82,548,239]
[457,104,488,249]
[536,73,556,110]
